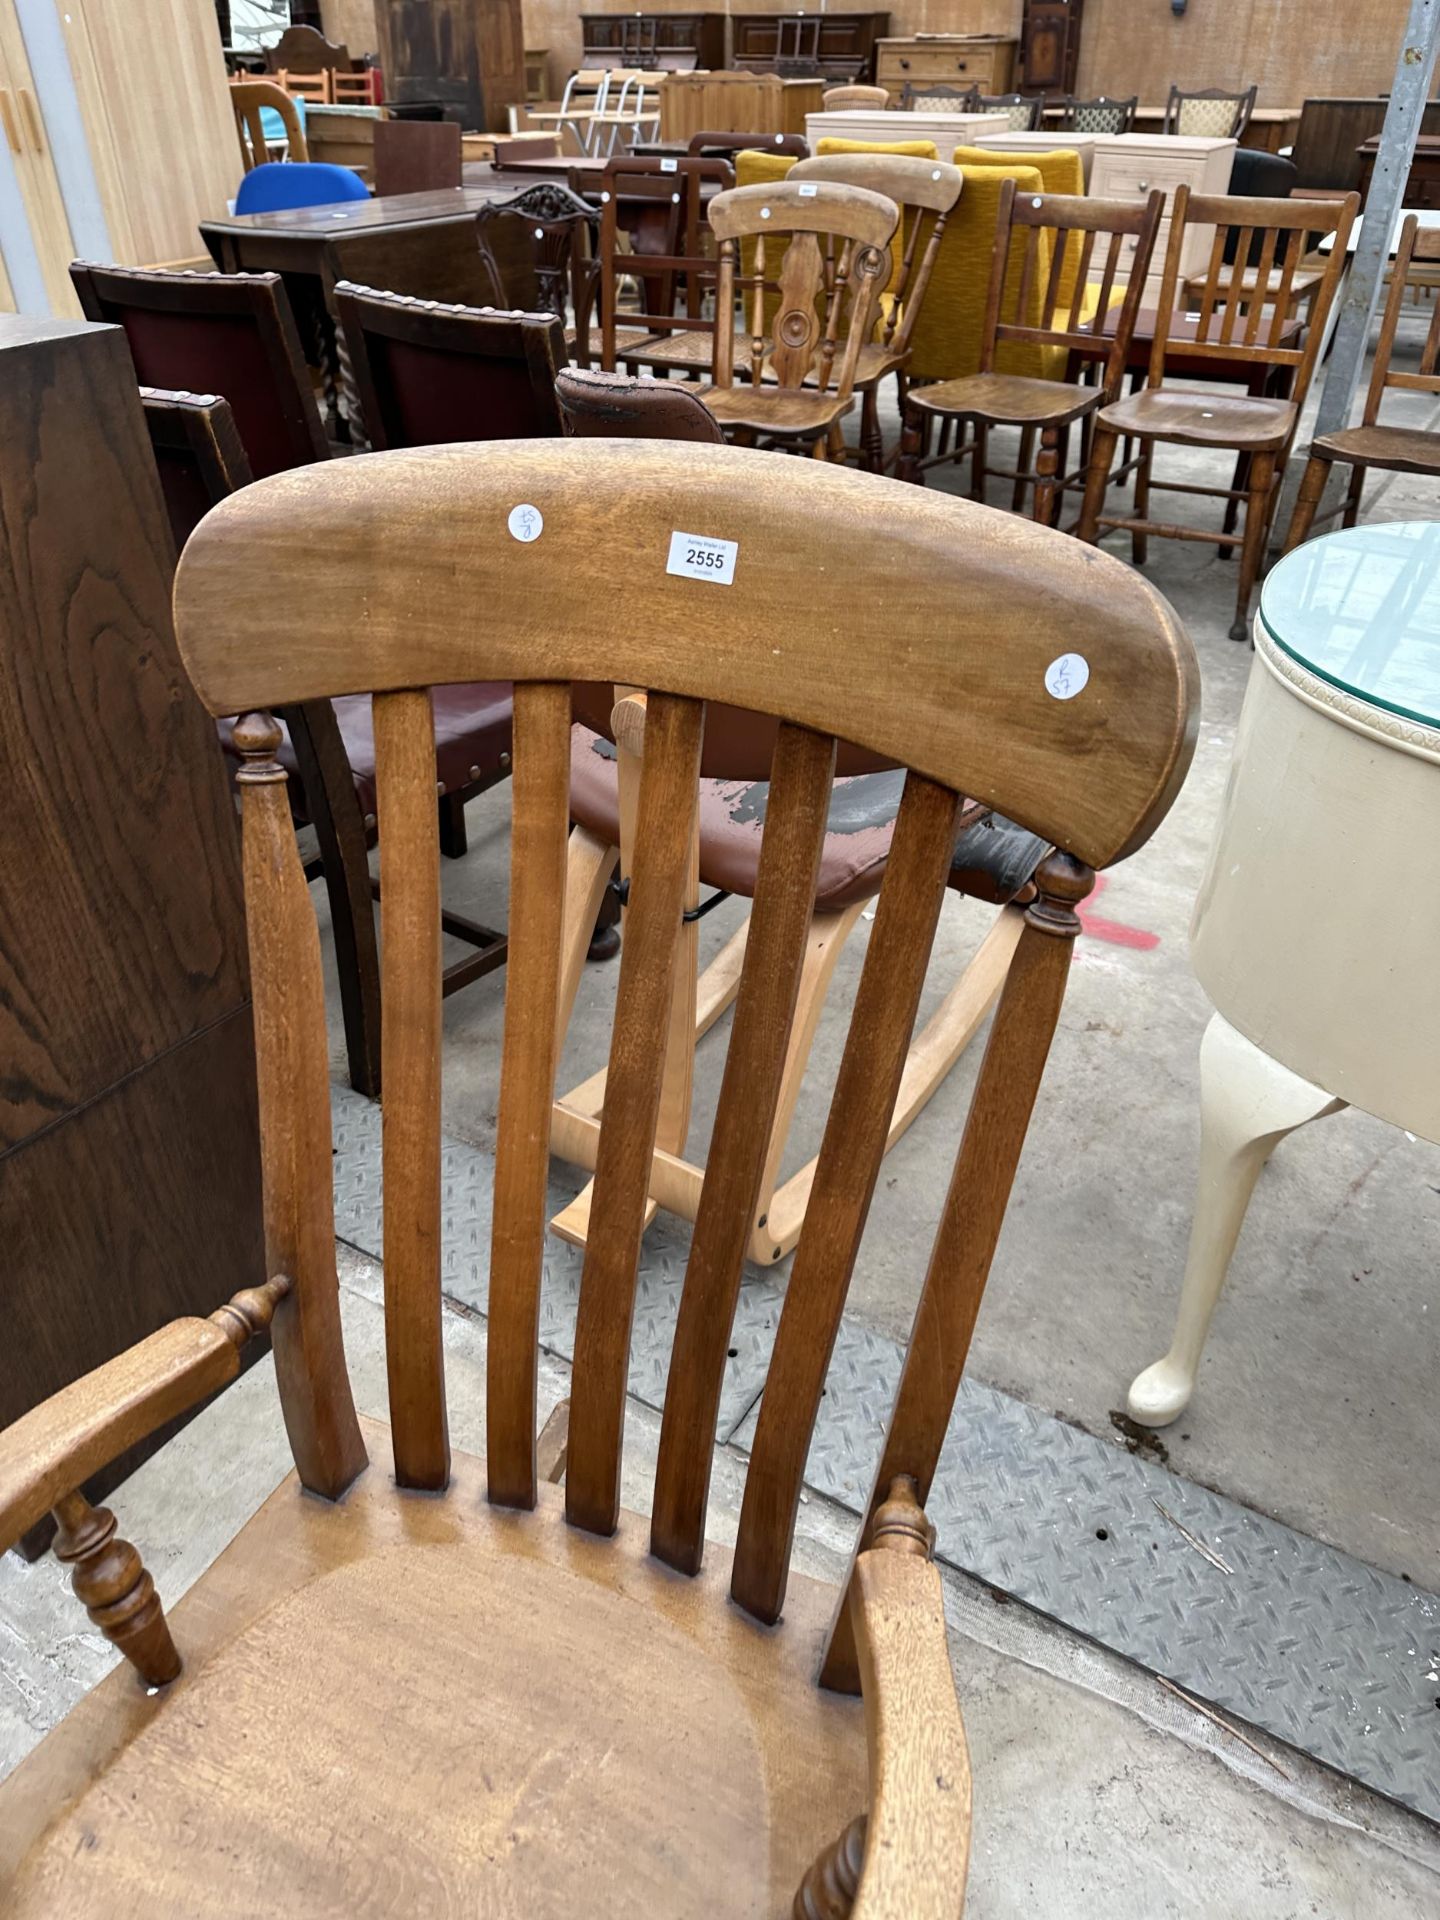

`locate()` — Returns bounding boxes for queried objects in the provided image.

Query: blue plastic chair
[235,161,370,216]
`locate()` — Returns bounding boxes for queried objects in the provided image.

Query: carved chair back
[474,183,600,323]
[1362,215,1440,421]
[708,179,899,401]
[790,153,963,359]
[172,440,1198,1679]
[70,262,328,479]
[332,284,565,449]
[1146,186,1358,411]
[1163,83,1257,140]
[230,79,308,169]
[982,179,1165,399]
[597,154,734,367]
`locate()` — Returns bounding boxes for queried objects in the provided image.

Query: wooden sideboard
[0,315,264,1539]
[580,12,726,70]
[731,12,891,81]
[661,70,824,140]
[1292,97,1440,192]
[1357,133,1440,210]
[875,35,1015,98]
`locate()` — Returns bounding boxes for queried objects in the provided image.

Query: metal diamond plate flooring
[331,1084,1440,1824]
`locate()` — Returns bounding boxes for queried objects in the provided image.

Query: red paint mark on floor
[1076,873,1161,952]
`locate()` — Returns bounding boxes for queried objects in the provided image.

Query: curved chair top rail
[707,179,899,250]
[789,152,964,215]
[175,441,1197,868]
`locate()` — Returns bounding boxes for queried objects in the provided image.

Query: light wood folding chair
[0,441,1197,1916]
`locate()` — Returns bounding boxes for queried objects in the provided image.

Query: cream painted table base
[1129,522,1440,1427]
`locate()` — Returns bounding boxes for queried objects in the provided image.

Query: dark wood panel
[1021,0,1083,96]
[375,0,526,128]
[3,1008,265,1551]
[0,314,263,1541]
[1294,98,1440,191]
[0,319,249,1151]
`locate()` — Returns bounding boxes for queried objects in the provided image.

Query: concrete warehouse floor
[2,308,1438,1912]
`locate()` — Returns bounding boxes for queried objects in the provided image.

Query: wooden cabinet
[731,12,891,82]
[0,314,264,1535]
[875,35,1015,97]
[0,0,236,317]
[580,13,726,72]
[1020,0,1082,96]
[1085,132,1235,305]
[375,0,525,128]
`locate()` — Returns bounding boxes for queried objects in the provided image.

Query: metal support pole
[1273,0,1440,540]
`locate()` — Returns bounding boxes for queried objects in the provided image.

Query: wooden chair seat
[0,1422,866,1916]
[907,371,1105,430]
[570,726,1021,910]
[618,327,737,373]
[1096,385,1298,454]
[1305,420,1440,476]
[695,383,854,439]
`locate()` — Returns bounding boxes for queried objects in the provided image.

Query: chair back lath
[173,442,1197,1658]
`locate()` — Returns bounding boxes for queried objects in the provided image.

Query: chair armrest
[851,1532,972,1918]
[0,1276,288,1554]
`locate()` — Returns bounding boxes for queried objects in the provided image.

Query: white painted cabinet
[0,0,237,316]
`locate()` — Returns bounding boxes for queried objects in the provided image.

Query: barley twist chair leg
[792,1814,867,1920]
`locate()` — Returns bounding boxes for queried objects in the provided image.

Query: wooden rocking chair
[0,441,1197,1915]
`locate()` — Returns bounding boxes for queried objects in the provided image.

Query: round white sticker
[508,503,543,543]
[1044,653,1089,700]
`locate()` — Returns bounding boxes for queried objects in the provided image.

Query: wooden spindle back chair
[596,154,733,375]
[789,152,964,469]
[0,442,1197,1914]
[1076,185,1358,638]
[1285,215,1440,550]
[702,178,899,457]
[229,78,308,169]
[898,180,1164,519]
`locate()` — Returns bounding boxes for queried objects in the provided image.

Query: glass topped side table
[1129,521,1440,1427]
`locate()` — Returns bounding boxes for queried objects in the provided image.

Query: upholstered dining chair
[899,81,979,112]
[0,438,1197,1914]
[823,84,891,109]
[973,93,1044,132]
[1055,94,1138,135]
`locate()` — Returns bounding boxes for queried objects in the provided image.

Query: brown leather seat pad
[569,726,991,911]
[219,682,512,822]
